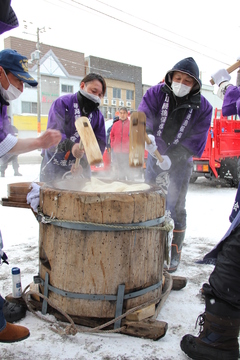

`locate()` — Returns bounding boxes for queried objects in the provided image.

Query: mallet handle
[75,140,83,168]
[210,60,240,85]
[145,133,164,163]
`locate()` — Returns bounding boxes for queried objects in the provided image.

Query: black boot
[166,229,185,273]
[180,295,240,360]
[3,300,26,323]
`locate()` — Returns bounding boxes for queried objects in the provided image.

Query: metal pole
[37,27,41,136]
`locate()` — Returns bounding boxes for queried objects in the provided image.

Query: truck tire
[189,176,198,183]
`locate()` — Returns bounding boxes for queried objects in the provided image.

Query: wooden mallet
[129,111,164,167]
[75,116,103,166]
[210,60,240,85]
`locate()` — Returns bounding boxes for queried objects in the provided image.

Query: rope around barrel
[37,211,174,232]
[21,273,172,337]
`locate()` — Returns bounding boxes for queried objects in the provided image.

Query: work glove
[57,139,75,153]
[211,68,231,86]
[156,156,171,171]
[26,183,40,212]
[145,134,157,156]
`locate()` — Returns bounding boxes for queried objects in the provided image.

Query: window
[126,90,134,100]
[22,101,37,114]
[99,106,108,119]
[110,107,116,119]
[113,88,121,99]
[61,84,73,93]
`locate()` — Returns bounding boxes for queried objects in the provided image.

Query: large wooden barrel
[38,179,166,320]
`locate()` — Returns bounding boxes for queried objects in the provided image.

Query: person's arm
[8,129,61,155]
[222,86,240,117]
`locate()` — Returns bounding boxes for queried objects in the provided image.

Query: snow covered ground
[0,163,238,360]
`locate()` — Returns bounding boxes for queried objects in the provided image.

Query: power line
[95,0,231,64]
[62,0,231,66]
[40,0,233,67]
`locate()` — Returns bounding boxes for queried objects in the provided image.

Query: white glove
[145,134,157,156]
[156,155,171,171]
[26,182,40,212]
[217,81,231,100]
[211,69,231,86]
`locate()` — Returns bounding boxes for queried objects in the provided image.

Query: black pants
[208,225,240,309]
[0,156,19,174]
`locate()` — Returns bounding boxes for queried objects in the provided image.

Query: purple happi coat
[138,83,212,159]
[41,93,106,181]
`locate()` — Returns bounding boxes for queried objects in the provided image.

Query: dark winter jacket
[110,119,130,153]
[106,116,119,150]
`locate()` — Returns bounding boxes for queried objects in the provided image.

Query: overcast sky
[1,0,240,86]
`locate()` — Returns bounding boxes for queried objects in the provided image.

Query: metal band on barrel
[37,213,166,231]
[34,275,162,301]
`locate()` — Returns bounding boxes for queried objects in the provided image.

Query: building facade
[85,56,142,119]
[3,36,224,136]
[4,37,143,133]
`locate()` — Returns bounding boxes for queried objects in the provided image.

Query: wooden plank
[75,117,102,165]
[126,303,155,321]
[172,275,187,291]
[152,271,173,320]
[121,318,168,340]
[1,198,31,209]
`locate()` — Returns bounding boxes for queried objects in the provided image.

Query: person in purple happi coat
[138,57,212,272]
[0,1,61,344]
[181,61,240,360]
[40,73,107,182]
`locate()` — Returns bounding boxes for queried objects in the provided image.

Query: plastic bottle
[12,267,22,298]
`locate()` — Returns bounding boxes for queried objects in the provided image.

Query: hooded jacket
[138,57,212,162]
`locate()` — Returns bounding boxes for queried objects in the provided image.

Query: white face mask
[171,81,191,97]
[79,88,101,105]
[0,70,22,101]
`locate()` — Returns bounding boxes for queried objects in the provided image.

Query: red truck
[191,108,240,187]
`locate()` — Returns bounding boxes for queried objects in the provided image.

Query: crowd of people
[1,1,240,359]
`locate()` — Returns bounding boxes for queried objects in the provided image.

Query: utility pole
[28,25,46,136]
[36,27,41,136]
